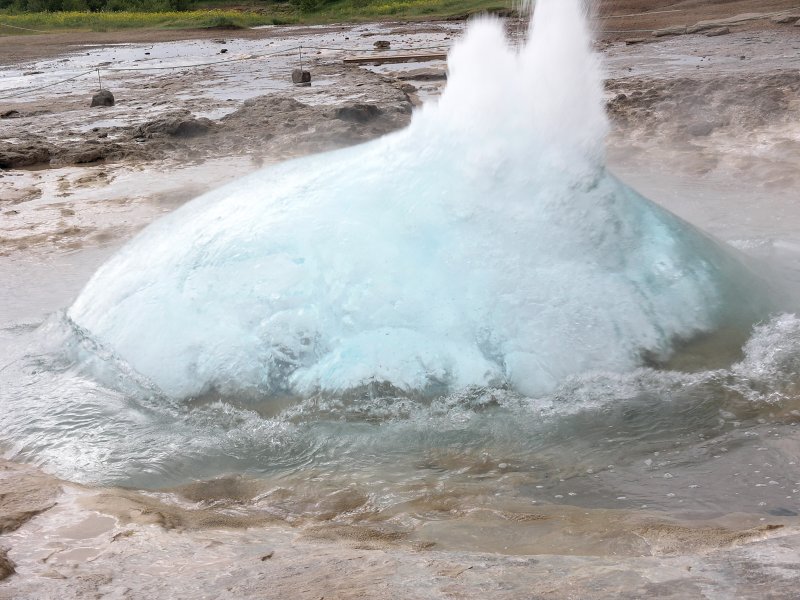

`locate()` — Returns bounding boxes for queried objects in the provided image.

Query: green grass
[306,0,507,22]
[0,9,291,33]
[0,0,512,34]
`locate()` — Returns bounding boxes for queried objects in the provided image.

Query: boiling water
[2,0,800,539]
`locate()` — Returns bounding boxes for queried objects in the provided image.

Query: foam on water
[65,0,770,401]
[2,310,799,491]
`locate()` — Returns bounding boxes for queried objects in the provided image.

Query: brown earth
[595,0,799,38]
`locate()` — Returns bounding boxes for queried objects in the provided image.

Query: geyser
[68,0,767,400]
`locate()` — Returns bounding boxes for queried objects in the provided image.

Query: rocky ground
[0,64,414,171]
[0,22,454,260]
[1,5,800,599]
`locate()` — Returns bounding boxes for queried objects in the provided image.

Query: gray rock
[653,26,686,37]
[373,40,391,50]
[335,103,381,123]
[687,13,764,34]
[90,89,115,107]
[0,110,21,119]
[0,143,51,168]
[705,27,731,37]
[59,143,118,165]
[770,13,800,24]
[395,68,447,81]
[134,115,215,139]
[0,548,15,581]
[291,69,311,84]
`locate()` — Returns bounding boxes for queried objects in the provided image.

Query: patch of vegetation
[0,0,510,34]
[303,0,506,21]
[0,9,289,31]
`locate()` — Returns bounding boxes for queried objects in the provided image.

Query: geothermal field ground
[1,1,800,598]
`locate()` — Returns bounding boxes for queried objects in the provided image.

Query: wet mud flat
[2,458,800,599]
[1,15,800,600]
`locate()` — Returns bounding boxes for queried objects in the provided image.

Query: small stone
[220,48,228,54]
[373,40,391,50]
[653,26,686,37]
[0,549,15,581]
[91,89,115,107]
[0,110,21,119]
[291,69,311,84]
[705,27,730,37]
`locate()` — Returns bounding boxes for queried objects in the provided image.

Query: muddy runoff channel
[2,21,800,599]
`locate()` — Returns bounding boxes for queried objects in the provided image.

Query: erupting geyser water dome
[68,0,767,401]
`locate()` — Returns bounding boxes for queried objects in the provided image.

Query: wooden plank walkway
[343,52,448,65]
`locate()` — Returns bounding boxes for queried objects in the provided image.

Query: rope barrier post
[292,44,311,86]
[91,67,114,107]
